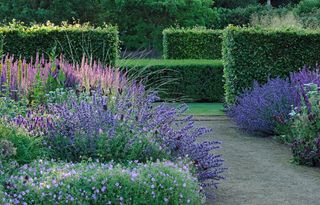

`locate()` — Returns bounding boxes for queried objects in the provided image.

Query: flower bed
[0,54,225,204]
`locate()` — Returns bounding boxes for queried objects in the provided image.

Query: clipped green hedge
[0,24,119,65]
[117,59,224,102]
[223,26,320,104]
[163,28,222,60]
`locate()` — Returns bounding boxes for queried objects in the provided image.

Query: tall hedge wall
[163,28,222,60]
[0,24,119,65]
[117,59,224,102]
[223,26,320,104]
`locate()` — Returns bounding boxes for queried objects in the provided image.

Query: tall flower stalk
[0,54,126,98]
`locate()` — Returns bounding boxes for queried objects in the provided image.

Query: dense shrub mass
[0,1,217,52]
[163,28,222,60]
[223,26,320,104]
[213,0,258,9]
[213,5,266,29]
[0,23,119,65]
[293,0,320,28]
[117,59,224,102]
[1,160,204,204]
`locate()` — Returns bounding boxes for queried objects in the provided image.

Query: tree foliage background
[0,0,307,52]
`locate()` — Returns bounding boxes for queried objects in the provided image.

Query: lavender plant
[46,83,225,188]
[228,77,297,135]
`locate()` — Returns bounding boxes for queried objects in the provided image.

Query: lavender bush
[229,67,320,135]
[45,83,225,187]
[228,77,297,135]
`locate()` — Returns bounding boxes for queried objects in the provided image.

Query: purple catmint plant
[229,67,320,135]
[228,77,297,135]
[46,83,225,189]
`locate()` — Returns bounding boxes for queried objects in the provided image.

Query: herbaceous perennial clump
[45,84,225,188]
[0,54,126,97]
[1,160,204,205]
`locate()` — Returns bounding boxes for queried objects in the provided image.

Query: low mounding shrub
[117,59,224,102]
[228,77,297,135]
[223,26,320,104]
[0,22,119,65]
[1,160,204,205]
[0,122,46,164]
[163,28,222,59]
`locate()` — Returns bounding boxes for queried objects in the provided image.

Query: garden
[0,0,320,204]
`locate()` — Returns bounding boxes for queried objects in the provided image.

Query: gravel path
[200,118,320,205]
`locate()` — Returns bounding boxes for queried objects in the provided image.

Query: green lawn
[160,103,225,116]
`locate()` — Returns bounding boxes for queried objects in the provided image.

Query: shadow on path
[200,118,320,205]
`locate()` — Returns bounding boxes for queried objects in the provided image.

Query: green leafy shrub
[293,0,320,28]
[223,26,320,104]
[0,96,28,119]
[213,5,267,29]
[0,22,119,65]
[163,28,222,59]
[294,0,320,14]
[117,59,224,102]
[2,160,204,204]
[101,0,216,52]
[0,123,46,164]
[214,0,258,8]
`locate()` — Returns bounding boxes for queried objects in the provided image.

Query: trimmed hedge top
[117,59,224,102]
[163,28,223,60]
[223,26,320,104]
[0,23,119,65]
